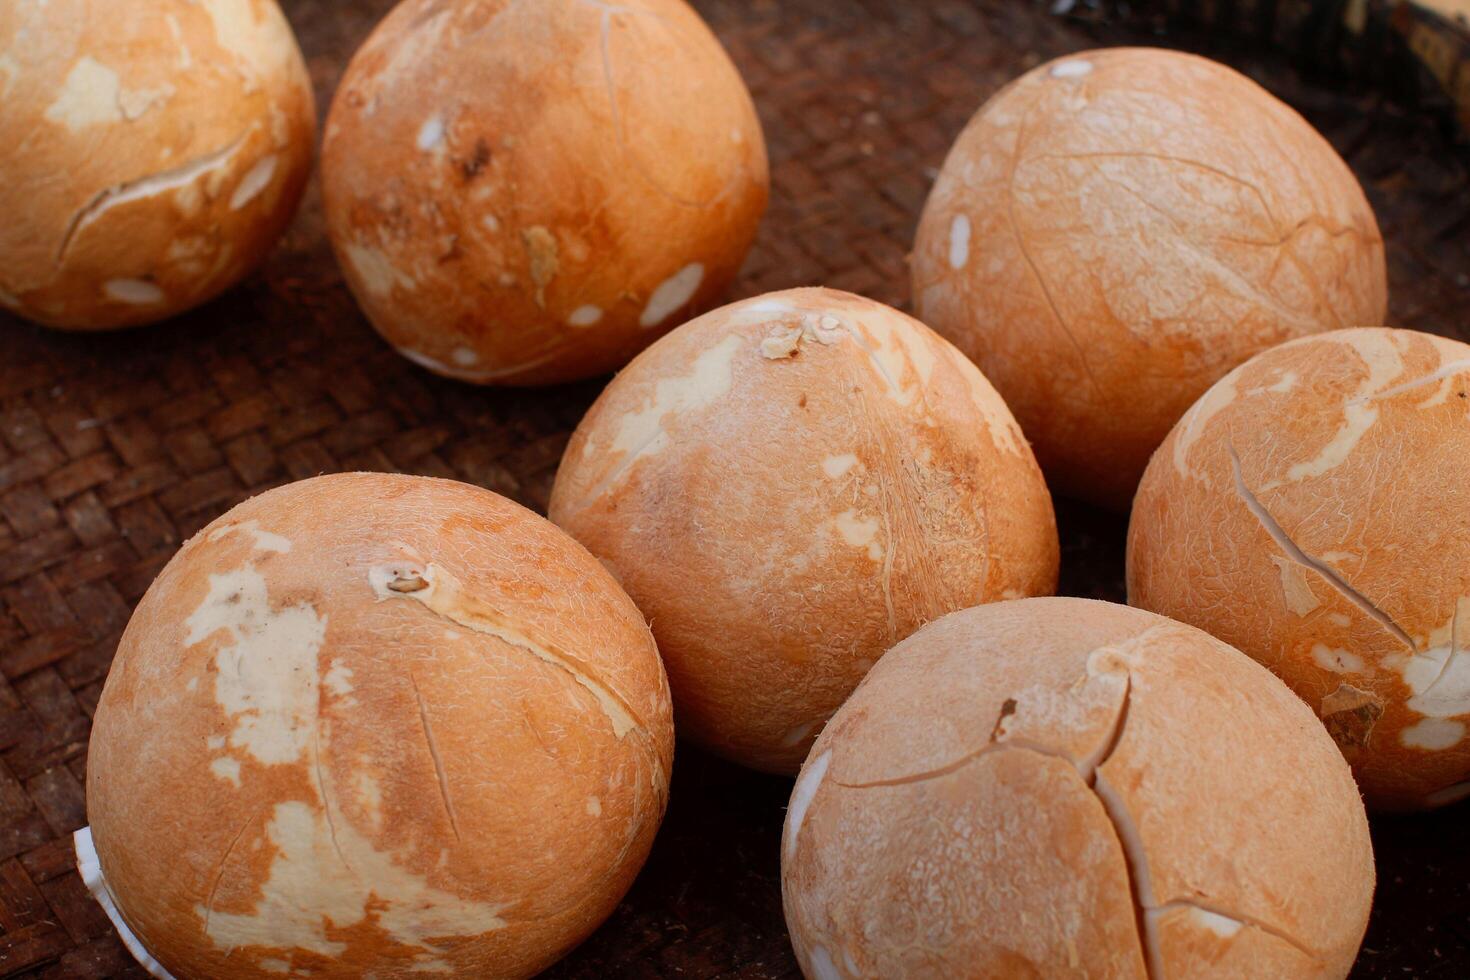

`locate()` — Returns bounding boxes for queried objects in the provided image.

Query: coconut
[911,47,1386,509]
[84,473,674,978]
[549,287,1058,774]
[321,0,768,385]
[782,598,1373,979]
[0,0,315,329]
[1130,326,1470,810]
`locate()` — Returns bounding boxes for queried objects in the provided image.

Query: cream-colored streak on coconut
[550,287,1058,774]
[782,598,1373,980]
[1130,327,1470,810]
[85,473,674,979]
[0,0,316,329]
[912,47,1386,510]
[321,0,769,386]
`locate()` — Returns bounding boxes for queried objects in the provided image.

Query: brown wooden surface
[0,0,1468,976]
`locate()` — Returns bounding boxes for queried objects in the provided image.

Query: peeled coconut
[549,287,1059,774]
[782,598,1374,979]
[321,0,768,385]
[911,47,1387,509]
[0,0,315,329]
[1130,327,1470,811]
[83,473,674,979]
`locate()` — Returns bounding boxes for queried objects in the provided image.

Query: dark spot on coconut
[459,138,491,180]
[990,697,1018,741]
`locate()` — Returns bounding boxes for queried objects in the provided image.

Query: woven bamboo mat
[0,1,1468,976]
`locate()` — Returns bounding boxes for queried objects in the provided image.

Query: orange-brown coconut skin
[911,47,1387,510]
[1129,327,1470,811]
[782,598,1374,980]
[548,287,1059,774]
[0,0,315,330]
[321,0,769,386]
[86,473,674,979]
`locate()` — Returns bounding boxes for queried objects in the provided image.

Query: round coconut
[911,47,1387,510]
[782,598,1374,980]
[321,0,768,386]
[548,287,1059,774]
[0,0,315,330]
[85,473,674,979]
[1129,327,1470,811]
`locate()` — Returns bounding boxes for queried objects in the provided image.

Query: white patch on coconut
[103,279,165,305]
[568,305,603,327]
[345,244,415,297]
[785,751,830,860]
[44,58,122,129]
[451,347,479,367]
[417,116,445,151]
[208,519,292,553]
[322,662,354,696]
[1189,907,1243,938]
[741,298,797,316]
[1277,332,1404,486]
[186,565,328,765]
[607,334,742,464]
[1400,717,1465,751]
[948,213,971,269]
[639,262,704,327]
[198,800,510,957]
[585,796,602,817]
[1310,645,1363,674]
[822,454,859,479]
[210,756,242,787]
[481,213,500,232]
[229,153,279,210]
[833,509,883,561]
[1050,59,1094,78]
[1399,598,1470,717]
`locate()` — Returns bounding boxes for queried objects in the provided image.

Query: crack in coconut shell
[1228,444,1417,653]
[1422,602,1464,700]
[410,671,461,841]
[1353,358,1470,405]
[1005,104,1101,395]
[586,0,735,212]
[829,627,1321,973]
[202,807,262,937]
[55,133,250,266]
[313,727,354,876]
[372,562,646,740]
